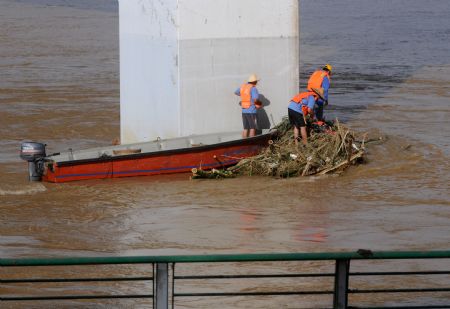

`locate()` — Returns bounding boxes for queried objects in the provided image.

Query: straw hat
[247,74,260,83]
[311,87,325,100]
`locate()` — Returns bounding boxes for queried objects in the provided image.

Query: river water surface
[0,0,449,308]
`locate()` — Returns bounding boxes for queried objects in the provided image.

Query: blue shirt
[234,84,259,114]
[288,95,316,114]
[317,75,330,106]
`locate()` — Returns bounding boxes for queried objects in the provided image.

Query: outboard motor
[20,142,46,181]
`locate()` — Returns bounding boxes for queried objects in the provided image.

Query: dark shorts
[288,108,306,128]
[242,113,257,130]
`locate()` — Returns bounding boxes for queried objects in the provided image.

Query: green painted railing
[2,250,450,309]
[2,250,450,266]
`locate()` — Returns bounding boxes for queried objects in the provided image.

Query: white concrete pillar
[119,0,299,144]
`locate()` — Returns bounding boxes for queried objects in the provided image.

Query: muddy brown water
[0,0,449,307]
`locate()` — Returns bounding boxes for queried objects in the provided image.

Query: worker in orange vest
[307,64,332,121]
[234,74,261,138]
[287,88,324,145]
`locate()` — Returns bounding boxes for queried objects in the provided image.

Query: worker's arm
[322,77,330,104]
[302,96,315,120]
[307,96,315,116]
[234,88,241,96]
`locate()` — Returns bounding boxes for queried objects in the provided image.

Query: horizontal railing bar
[5,273,446,283]
[2,250,450,266]
[350,288,450,293]
[351,271,450,276]
[1,294,153,301]
[174,273,334,279]
[354,305,450,309]
[174,290,333,297]
[2,276,153,283]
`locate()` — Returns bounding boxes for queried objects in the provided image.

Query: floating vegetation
[191,168,235,179]
[192,118,377,179]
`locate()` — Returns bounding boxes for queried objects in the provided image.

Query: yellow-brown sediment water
[0,0,449,307]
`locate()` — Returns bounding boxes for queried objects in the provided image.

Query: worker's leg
[293,126,300,145]
[247,114,257,137]
[242,113,249,138]
[288,109,307,145]
[288,108,304,145]
[300,126,308,145]
[314,103,324,121]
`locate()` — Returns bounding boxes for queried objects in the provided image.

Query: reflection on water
[0,0,449,307]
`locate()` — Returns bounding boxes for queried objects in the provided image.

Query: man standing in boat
[307,64,332,121]
[234,74,261,138]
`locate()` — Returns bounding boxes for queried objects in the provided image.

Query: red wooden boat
[20,130,275,183]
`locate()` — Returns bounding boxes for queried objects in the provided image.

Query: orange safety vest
[240,84,254,109]
[307,70,331,91]
[291,91,316,116]
[291,91,316,104]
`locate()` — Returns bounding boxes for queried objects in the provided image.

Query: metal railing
[1,250,450,308]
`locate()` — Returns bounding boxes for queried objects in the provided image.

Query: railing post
[333,259,350,309]
[155,263,169,309]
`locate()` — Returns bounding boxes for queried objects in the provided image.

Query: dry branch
[192,117,370,179]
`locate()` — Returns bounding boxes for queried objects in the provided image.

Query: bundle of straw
[230,118,365,177]
[192,117,366,179]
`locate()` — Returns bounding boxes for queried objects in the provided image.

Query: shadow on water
[299,65,418,122]
[298,0,450,123]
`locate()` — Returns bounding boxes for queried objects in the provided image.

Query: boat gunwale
[51,131,276,167]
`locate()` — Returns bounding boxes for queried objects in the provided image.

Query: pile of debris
[192,118,369,179]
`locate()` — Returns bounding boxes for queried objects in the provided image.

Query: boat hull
[42,134,273,183]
